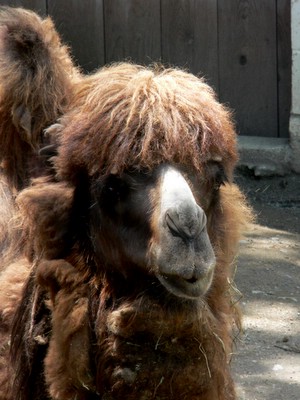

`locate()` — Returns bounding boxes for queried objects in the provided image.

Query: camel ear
[17,181,75,260]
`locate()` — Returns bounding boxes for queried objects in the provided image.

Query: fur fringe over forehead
[55,63,238,182]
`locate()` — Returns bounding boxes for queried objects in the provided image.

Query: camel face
[89,163,223,299]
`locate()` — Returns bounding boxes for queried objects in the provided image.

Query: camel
[0,7,252,400]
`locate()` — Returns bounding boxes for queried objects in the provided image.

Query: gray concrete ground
[232,172,300,400]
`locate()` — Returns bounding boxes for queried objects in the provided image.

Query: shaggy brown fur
[55,63,237,183]
[0,6,79,192]
[0,7,253,400]
[0,7,79,398]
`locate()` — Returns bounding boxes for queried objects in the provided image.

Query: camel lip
[156,270,214,299]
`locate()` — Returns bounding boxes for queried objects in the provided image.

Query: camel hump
[0,7,50,65]
[0,7,78,190]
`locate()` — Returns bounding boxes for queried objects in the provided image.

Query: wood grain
[161,0,218,89]
[48,0,104,72]
[218,0,278,137]
[104,0,161,65]
[277,0,291,138]
[0,0,46,14]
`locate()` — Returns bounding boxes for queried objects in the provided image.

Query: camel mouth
[156,269,214,299]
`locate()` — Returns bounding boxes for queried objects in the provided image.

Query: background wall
[0,0,292,141]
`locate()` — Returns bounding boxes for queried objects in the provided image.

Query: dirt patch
[232,173,300,400]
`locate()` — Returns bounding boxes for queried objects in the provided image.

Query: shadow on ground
[232,173,300,400]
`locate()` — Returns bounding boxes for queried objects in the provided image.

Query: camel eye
[90,176,129,219]
[98,175,130,208]
[206,161,228,191]
[215,165,228,189]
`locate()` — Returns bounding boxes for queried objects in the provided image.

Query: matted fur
[10,65,252,400]
[55,63,237,183]
[0,8,80,398]
[0,6,79,191]
[0,7,253,400]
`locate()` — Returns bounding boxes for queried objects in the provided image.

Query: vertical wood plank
[0,0,46,14]
[161,0,218,89]
[48,0,104,72]
[1,0,291,140]
[277,0,291,138]
[218,0,278,137]
[104,0,161,65]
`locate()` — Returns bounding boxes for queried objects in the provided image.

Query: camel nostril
[165,209,181,237]
[165,205,207,240]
